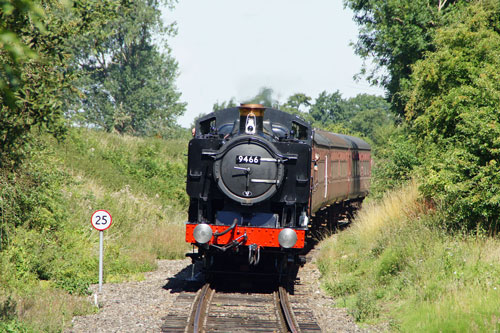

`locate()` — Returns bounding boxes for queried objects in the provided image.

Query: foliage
[0,129,190,330]
[279,94,315,124]
[404,0,500,231]
[309,92,393,144]
[0,0,43,107]
[1,1,68,166]
[1,0,186,168]
[370,125,420,199]
[283,92,311,112]
[344,0,461,116]
[347,0,500,231]
[70,0,186,136]
[0,0,131,166]
[213,98,238,111]
[343,93,395,145]
[309,91,348,124]
[0,139,97,294]
[318,183,500,330]
[219,87,392,144]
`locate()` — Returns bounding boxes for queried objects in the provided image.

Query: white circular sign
[91,210,112,231]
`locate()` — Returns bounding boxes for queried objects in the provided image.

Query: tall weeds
[318,182,500,331]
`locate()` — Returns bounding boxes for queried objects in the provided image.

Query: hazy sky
[162,1,384,128]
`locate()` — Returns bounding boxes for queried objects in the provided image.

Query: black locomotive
[185,104,371,277]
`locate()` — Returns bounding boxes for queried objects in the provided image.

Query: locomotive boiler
[185,104,371,278]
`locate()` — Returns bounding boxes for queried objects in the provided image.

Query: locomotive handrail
[213,218,238,237]
[250,179,278,184]
[202,137,298,163]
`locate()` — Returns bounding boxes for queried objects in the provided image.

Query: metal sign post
[91,210,112,293]
[99,230,104,292]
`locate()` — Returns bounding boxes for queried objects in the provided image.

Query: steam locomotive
[185,104,371,278]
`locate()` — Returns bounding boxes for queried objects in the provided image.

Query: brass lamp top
[239,103,266,117]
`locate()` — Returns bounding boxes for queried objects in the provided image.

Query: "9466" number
[236,155,261,164]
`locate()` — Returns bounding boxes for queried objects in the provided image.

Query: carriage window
[331,160,338,179]
[340,161,347,177]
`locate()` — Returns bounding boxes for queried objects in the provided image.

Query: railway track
[162,280,321,332]
[162,247,324,332]
[188,283,300,332]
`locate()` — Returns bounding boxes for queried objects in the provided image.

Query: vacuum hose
[213,218,238,237]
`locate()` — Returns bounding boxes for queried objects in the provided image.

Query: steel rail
[187,283,212,333]
[278,286,300,333]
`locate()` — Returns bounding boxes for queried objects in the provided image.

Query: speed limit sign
[91,209,112,292]
[91,210,112,231]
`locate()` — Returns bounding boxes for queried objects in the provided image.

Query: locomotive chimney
[238,103,265,135]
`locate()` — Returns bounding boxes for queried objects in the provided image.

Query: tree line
[213,87,393,148]
[0,0,185,166]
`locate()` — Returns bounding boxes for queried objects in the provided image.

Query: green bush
[370,126,420,199]
[404,0,500,231]
[0,320,31,333]
[350,290,379,322]
[376,247,407,283]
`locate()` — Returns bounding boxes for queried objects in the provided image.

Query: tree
[284,93,311,112]
[0,0,123,166]
[277,93,313,123]
[403,0,500,230]
[345,0,460,116]
[344,94,393,144]
[309,90,349,124]
[213,98,237,111]
[70,0,185,136]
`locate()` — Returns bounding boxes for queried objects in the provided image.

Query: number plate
[236,155,261,164]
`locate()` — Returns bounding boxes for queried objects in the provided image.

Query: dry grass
[65,169,185,223]
[62,169,189,261]
[350,181,421,241]
[318,182,422,263]
[11,286,93,332]
[128,222,188,260]
[479,237,500,263]
[317,181,500,331]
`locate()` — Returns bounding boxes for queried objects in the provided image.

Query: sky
[162,1,385,128]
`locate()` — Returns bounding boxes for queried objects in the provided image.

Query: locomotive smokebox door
[214,138,284,205]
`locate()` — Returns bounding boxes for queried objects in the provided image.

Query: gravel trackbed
[67,253,365,332]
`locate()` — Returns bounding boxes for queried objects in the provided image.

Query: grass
[0,285,94,332]
[53,129,191,289]
[317,182,500,331]
[0,128,191,331]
